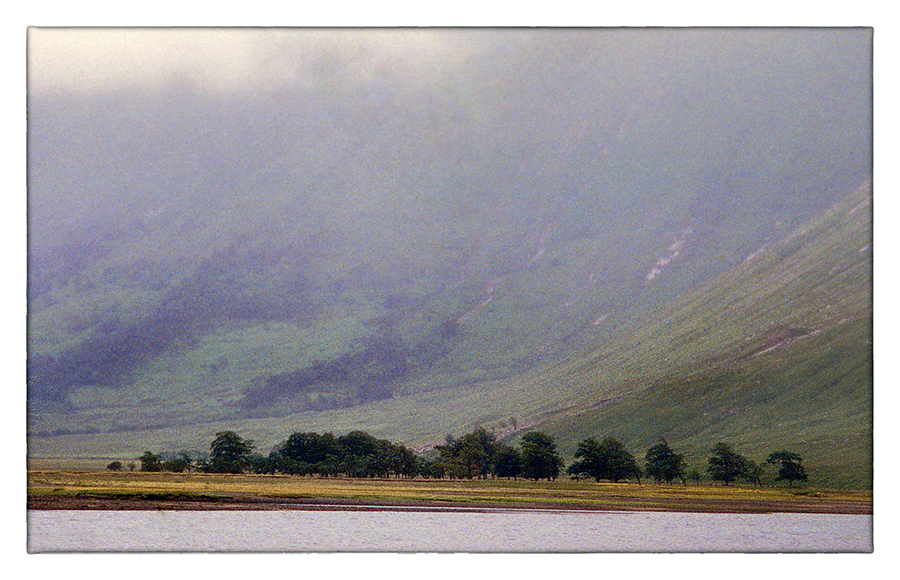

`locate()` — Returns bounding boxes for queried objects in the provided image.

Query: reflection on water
[27,509,872,553]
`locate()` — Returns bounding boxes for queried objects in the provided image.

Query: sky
[28,28,484,95]
[26,27,873,249]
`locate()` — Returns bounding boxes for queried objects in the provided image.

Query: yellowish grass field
[28,470,872,514]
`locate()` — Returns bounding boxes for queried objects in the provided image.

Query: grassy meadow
[28,470,871,515]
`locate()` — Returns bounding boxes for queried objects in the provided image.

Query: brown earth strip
[28,491,871,515]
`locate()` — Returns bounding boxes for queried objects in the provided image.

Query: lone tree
[766,450,808,487]
[644,438,686,484]
[706,443,750,486]
[520,431,563,481]
[209,431,255,474]
[601,437,642,484]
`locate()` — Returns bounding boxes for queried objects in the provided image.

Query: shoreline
[27,493,872,515]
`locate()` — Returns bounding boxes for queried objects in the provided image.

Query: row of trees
[126,428,565,481]
[429,429,563,481]
[122,429,808,487]
[267,430,418,478]
[131,430,419,478]
[430,432,807,487]
[128,451,195,473]
[709,444,808,487]
[567,438,807,487]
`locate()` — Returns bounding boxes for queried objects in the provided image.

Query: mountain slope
[27,31,872,486]
[529,180,873,488]
[29,179,873,490]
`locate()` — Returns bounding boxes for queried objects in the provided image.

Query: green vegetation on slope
[531,181,872,488]
[29,31,871,438]
[29,180,873,490]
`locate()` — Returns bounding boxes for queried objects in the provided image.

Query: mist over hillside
[27,29,871,450]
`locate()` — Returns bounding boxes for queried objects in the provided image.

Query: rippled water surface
[28,509,872,552]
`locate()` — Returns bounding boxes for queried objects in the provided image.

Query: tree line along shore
[112,428,810,488]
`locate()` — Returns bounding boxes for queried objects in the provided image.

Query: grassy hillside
[27,32,872,488]
[530,180,873,488]
[29,32,872,433]
[29,180,873,489]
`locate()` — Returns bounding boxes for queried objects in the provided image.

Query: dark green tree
[106,460,123,472]
[644,438,686,484]
[321,430,413,478]
[520,431,563,481]
[434,435,466,479]
[342,455,373,478]
[599,437,642,483]
[271,452,304,475]
[248,453,276,474]
[340,430,379,454]
[494,444,522,479]
[568,437,641,483]
[766,450,808,487]
[368,439,395,478]
[566,437,604,481]
[209,431,254,474]
[317,453,342,478]
[128,462,136,472]
[386,443,418,478]
[139,451,162,472]
[280,432,340,475]
[687,468,702,485]
[433,428,498,479]
[744,459,764,487]
[458,427,498,479]
[417,457,445,479]
[161,453,192,473]
[706,443,750,486]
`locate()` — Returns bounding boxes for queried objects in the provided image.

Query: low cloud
[28,28,484,95]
